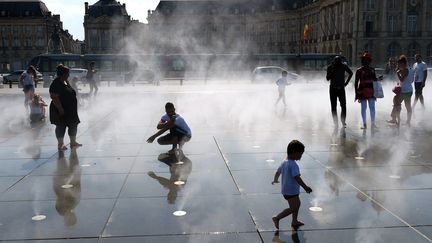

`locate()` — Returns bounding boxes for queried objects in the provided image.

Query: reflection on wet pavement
[0,85,432,242]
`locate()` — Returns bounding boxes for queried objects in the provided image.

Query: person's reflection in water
[147,153,192,204]
[53,148,81,227]
[272,230,304,243]
[24,122,47,160]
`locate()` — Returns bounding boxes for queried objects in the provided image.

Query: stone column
[402,0,407,37]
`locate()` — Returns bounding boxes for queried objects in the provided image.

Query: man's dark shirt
[326,64,353,88]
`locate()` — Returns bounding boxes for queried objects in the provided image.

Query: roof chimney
[85,2,89,15]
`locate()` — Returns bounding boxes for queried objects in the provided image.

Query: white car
[69,68,88,81]
[251,66,299,83]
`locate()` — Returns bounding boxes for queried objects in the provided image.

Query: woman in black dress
[49,64,81,151]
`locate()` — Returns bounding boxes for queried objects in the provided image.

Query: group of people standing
[326,52,428,129]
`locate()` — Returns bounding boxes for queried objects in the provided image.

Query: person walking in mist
[275,71,291,106]
[86,62,98,96]
[412,54,428,109]
[354,52,378,129]
[20,65,37,110]
[385,57,397,81]
[326,56,353,127]
[147,102,192,154]
[49,64,81,151]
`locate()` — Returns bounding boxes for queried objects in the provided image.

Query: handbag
[392,84,401,95]
[373,80,384,98]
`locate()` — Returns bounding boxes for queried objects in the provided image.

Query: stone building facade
[301,0,432,65]
[83,0,145,54]
[148,0,432,66]
[0,0,81,72]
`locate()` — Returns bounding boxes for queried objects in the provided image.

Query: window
[364,42,373,53]
[101,30,111,49]
[367,0,376,10]
[90,29,98,49]
[426,43,432,58]
[387,15,397,32]
[0,26,9,47]
[387,0,399,9]
[407,42,420,57]
[387,42,401,58]
[24,36,32,48]
[365,16,374,33]
[428,15,432,32]
[407,15,417,32]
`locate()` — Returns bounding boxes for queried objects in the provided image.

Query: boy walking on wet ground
[326,56,353,127]
[271,140,312,229]
[275,71,291,106]
[147,102,192,154]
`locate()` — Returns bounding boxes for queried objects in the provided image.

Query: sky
[42,0,161,41]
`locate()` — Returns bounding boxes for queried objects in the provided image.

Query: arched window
[387,42,401,58]
[364,44,370,53]
[407,42,421,58]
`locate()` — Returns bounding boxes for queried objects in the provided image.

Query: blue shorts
[23,85,34,93]
[283,194,299,200]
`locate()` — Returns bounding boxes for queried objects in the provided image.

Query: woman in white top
[20,66,37,109]
[389,55,414,126]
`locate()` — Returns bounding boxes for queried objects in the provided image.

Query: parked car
[69,68,88,81]
[124,69,155,83]
[251,66,300,83]
[2,70,43,85]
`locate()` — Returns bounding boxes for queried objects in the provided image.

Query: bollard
[9,80,12,88]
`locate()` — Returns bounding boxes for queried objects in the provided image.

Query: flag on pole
[303,24,310,41]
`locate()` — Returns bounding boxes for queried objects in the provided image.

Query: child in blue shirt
[271,140,312,229]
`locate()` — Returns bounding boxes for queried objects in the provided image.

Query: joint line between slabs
[213,136,264,242]
[308,152,432,243]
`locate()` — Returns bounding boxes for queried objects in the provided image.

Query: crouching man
[147,102,192,154]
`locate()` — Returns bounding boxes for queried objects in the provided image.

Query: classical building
[0,0,81,72]
[83,0,146,54]
[147,0,432,66]
[301,0,432,65]
[147,0,303,54]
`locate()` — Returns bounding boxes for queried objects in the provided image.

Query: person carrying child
[271,140,313,229]
[29,93,47,123]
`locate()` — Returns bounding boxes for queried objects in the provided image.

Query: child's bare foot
[272,216,279,229]
[291,221,304,228]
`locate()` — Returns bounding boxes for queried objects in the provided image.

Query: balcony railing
[387,31,402,37]
[407,31,422,37]
[364,32,378,37]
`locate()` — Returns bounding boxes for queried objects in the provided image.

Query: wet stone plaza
[0,82,432,242]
